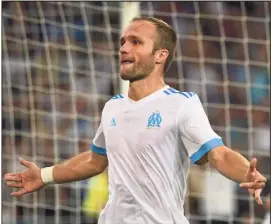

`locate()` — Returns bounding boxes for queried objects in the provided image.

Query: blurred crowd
[2,2,270,224]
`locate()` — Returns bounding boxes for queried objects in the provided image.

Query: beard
[120,58,155,83]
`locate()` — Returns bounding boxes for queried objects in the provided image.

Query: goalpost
[2,2,270,224]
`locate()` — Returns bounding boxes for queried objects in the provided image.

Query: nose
[119,42,131,54]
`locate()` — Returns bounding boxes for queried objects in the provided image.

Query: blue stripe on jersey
[190,138,224,164]
[168,88,179,94]
[164,90,171,95]
[112,94,124,100]
[179,92,189,98]
[164,88,196,98]
[91,144,107,156]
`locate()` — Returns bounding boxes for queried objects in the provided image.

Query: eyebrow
[120,35,143,43]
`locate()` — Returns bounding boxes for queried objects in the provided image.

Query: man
[4,17,266,224]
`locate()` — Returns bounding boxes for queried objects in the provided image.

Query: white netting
[2,2,270,224]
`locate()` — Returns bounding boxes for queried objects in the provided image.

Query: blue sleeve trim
[190,138,224,164]
[91,144,107,156]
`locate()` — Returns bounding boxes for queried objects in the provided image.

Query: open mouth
[121,60,134,65]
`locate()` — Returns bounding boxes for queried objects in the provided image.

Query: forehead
[121,20,157,40]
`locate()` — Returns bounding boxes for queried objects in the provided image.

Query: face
[119,21,157,82]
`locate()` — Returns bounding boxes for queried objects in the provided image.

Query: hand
[4,158,45,197]
[239,158,267,205]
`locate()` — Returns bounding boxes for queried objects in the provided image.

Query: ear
[155,49,169,64]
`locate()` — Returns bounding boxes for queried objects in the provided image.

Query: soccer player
[4,17,267,224]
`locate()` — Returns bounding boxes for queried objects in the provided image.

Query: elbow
[94,163,107,175]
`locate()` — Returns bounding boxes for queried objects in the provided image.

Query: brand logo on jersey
[147,111,162,128]
[110,118,117,126]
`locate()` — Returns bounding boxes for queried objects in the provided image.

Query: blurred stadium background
[2,2,270,224]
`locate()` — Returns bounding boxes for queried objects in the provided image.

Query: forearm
[209,146,250,183]
[52,151,106,184]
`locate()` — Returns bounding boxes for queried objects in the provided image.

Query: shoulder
[101,94,125,121]
[110,94,125,100]
[103,93,125,110]
[163,87,198,101]
[163,87,203,118]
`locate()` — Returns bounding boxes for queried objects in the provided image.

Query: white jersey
[92,85,224,224]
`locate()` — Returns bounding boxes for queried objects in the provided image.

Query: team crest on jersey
[110,118,117,127]
[147,111,162,128]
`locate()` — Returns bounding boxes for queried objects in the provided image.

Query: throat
[128,82,166,102]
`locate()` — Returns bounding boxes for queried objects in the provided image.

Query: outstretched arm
[203,146,267,204]
[52,151,108,184]
[4,150,108,197]
[177,94,266,205]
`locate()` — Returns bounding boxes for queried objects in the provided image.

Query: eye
[132,39,141,45]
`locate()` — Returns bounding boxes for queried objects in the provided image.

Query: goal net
[2,2,270,224]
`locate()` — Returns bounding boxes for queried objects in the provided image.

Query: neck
[128,72,166,101]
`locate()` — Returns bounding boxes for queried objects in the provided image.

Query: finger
[258,176,267,183]
[256,178,267,183]
[240,182,265,188]
[240,175,267,187]
[240,182,265,189]
[248,170,256,181]
[6,181,23,188]
[4,174,22,182]
[249,158,257,171]
[11,189,28,197]
[254,189,263,205]
[4,172,21,177]
[19,158,32,168]
[248,188,255,196]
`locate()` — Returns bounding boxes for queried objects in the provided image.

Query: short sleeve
[178,94,224,164]
[91,123,107,156]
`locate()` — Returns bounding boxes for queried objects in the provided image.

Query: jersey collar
[126,85,170,105]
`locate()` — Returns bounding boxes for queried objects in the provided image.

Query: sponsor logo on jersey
[110,118,117,126]
[147,111,162,128]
